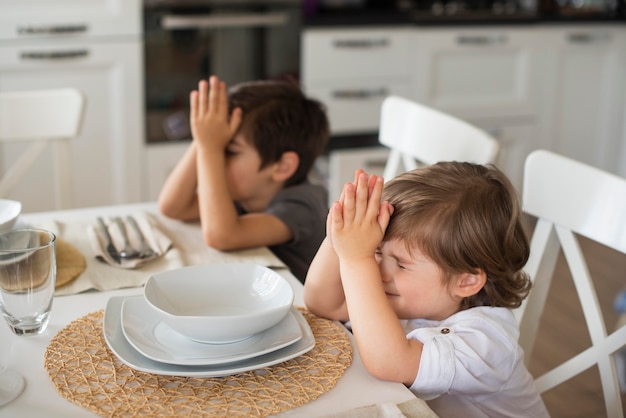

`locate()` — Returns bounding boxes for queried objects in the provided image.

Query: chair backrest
[378,95,499,181]
[0,88,85,209]
[517,149,626,417]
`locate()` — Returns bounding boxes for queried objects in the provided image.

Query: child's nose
[379,267,393,283]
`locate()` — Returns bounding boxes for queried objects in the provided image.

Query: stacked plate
[102,265,315,377]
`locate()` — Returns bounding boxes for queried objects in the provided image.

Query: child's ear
[272,151,299,182]
[455,270,487,298]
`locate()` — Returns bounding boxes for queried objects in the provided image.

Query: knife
[97,217,121,264]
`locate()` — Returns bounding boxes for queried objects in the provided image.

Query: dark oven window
[144,0,302,143]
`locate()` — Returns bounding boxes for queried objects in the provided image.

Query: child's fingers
[229,107,243,133]
[364,175,383,220]
[368,172,378,195]
[330,201,344,233]
[198,79,209,116]
[352,168,364,185]
[189,90,198,121]
[208,76,220,115]
[217,80,228,116]
[341,182,356,224]
[354,172,370,219]
[377,201,393,231]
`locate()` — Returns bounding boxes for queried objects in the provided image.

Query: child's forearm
[339,258,422,385]
[195,145,242,249]
[303,237,348,321]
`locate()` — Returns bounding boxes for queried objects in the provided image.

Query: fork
[114,217,139,260]
[126,216,157,259]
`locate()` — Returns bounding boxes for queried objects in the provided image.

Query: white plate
[103,296,315,377]
[121,296,302,366]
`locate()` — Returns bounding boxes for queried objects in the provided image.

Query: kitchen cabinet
[145,143,189,202]
[409,26,546,188]
[410,27,543,121]
[475,122,538,191]
[0,0,143,212]
[327,146,389,205]
[303,24,626,191]
[0,0,139,40]
[538,25,626,176]
[302,27,414,135]
[304,25,544,189]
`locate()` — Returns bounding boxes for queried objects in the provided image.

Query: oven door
[144,0,301,143]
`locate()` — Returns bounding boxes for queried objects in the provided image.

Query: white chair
[378,95,500,181]
[517,149,626,417]
[0,88,85,209]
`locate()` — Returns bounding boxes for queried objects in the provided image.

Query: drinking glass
[0,228,56,335]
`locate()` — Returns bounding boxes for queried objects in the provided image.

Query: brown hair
[381,161,532,310]
[228,80,330,186]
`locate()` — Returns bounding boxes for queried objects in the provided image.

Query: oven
[143,0,302,144]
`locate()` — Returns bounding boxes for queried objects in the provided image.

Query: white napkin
[34,213,184,296]
[88,213,172,269]
[34,211,286,296]
[318,399,439,418]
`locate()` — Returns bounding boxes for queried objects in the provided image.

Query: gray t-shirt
[238,181,328,283]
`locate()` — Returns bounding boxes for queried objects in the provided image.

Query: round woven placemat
[55,238,86,289]
[44,307,352,417]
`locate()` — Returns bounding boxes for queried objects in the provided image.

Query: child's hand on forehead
[329,171,392,263]
[190,75,242,152]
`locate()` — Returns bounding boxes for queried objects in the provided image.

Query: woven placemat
[44,307,352,417]
[55,238,86,289]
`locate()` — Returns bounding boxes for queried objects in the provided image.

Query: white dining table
[0,202,430,418]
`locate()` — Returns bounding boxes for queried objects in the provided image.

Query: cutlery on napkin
[88,213,173,269]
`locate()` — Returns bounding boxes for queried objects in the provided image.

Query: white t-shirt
[405,306,550,418]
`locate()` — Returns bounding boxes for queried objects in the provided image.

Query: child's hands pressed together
[190,75,242,153]
[329,171,393,264]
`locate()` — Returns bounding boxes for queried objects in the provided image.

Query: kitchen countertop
[303,8,625,27]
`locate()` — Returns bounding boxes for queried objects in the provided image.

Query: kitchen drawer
[302,27,412,83]
[0,0,141,40]
[306,82,414,135]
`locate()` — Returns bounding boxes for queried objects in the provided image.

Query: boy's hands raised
[190,75,242,152]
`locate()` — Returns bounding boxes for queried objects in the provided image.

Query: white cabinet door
[302,27,414,135]
[411,27,543,120]
[0,40,144,212]
[0,0,141,39]
[145,143,189,202]
[475,122,538,191]
[328,147,389,205]
[306,81,414,135]
[540,25,626,175]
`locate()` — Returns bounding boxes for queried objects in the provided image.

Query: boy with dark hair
[158,75,330,282]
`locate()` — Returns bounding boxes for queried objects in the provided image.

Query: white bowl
[0,199,21,234]
[143,263,294,343]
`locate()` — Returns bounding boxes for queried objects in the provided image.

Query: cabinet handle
[332,88,389,99]
[567,32,611,44]
[456,34,507,46]
[17,24,88,35]
[20,50,89,60]
[161,13,288,29]
[333,39,389,49]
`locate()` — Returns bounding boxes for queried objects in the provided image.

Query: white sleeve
[407,308,519,399]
